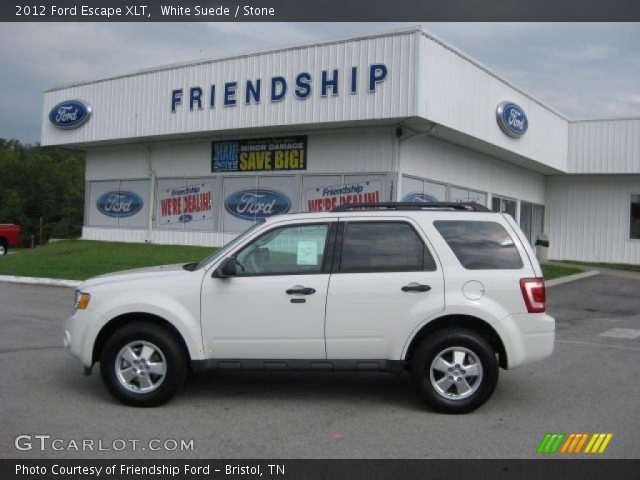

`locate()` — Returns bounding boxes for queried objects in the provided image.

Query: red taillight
[520,278,546,313]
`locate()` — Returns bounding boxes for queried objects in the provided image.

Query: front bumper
[495,312,555,369]
[63,309,105,368]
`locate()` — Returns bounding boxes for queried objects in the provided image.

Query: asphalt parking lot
[1,275,639,459]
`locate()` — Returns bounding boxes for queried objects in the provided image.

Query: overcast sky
[1,22,639,143]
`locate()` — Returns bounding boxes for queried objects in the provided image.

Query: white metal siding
[42,33,416,146]
[85,128,396,180]
[568,119,640,174]
[85,146,149,180]
[82,227,148,244]
[305,128,396,173]
[82,226,235,247]
[416,34,568,173]
[400,134,546,204]
[546,175,640,264]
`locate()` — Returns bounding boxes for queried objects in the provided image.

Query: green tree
[0,138,85,246]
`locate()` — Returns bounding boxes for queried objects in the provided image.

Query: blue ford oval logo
[96,191,143,218]
[179,214,193,223]
[496,101,528,138]
[49,100,92,129]
[402,192,439,203]
[225,189,291,221]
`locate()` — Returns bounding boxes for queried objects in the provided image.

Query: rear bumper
[495,313,555,369]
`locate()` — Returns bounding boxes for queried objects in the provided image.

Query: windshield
[195,221,265,270]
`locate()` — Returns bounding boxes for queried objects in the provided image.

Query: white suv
[64,202,554,413]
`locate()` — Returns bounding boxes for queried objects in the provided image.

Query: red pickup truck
[0,224,21,256]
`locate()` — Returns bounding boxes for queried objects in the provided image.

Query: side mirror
[212,257,236,278]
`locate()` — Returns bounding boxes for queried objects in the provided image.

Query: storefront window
[520,201,545,245]
[401,175,486,205]
[87,180,150,229]
[222,176,299,234]
[401,176,446,203]
[448,186,470,204]
[303,174,387,212]
[155,178,215,231]
[468,190,487,206]
[631,195,640,240]
[423,180,447,202]
[491,195,517,219]
[448,186,487,206]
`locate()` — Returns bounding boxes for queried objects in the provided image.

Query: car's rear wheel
[411,328,498,413]
[100,322,187,407]
[0,240,7,256]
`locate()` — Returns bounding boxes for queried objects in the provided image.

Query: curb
[0,275,81,288]
[545,269,599,288]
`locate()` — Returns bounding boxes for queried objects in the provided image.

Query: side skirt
[190,359,406,374]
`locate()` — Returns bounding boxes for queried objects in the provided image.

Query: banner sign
[212,136,307,172]
[305,180,382,212]
[158,182,213,224]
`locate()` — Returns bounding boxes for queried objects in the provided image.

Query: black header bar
[4,0,640,22]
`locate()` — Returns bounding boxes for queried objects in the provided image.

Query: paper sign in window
[297,240,319,265]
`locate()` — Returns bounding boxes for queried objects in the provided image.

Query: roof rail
[332,202,491,212]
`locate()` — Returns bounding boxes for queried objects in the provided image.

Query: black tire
[411,328,498,414]
[0,239,7,256]
[100,322,187,407]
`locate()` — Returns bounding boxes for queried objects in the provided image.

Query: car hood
[79,264,195,290]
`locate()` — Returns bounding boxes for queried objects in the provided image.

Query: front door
[324,219,445,359]
[201,221,333,359]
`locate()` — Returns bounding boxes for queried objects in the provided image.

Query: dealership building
[41,27,640,264]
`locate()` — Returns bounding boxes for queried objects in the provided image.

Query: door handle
[286,286,316,295]
[401,283,431,293]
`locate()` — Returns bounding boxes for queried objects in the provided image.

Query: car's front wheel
[100,322,187,407]
[411,328,498,413]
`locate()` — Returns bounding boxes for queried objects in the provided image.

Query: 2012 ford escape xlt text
[63,202,554,413]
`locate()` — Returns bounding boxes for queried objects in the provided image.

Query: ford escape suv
[64,202,554,413]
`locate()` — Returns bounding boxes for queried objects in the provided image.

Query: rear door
[324,218,445,360]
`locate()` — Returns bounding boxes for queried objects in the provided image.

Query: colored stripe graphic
[537,433,566,453]
[559,433,589,453]
[538,433,613,454]
[584,433,613,454]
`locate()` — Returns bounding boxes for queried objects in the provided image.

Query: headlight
[73,291,91,311]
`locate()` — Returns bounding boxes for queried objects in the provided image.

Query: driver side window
[234,223,330,276]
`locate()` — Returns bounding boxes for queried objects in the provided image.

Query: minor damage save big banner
[212,136,307,172]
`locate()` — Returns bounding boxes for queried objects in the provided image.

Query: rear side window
[434,220,523,270]
[339,222,436,273]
